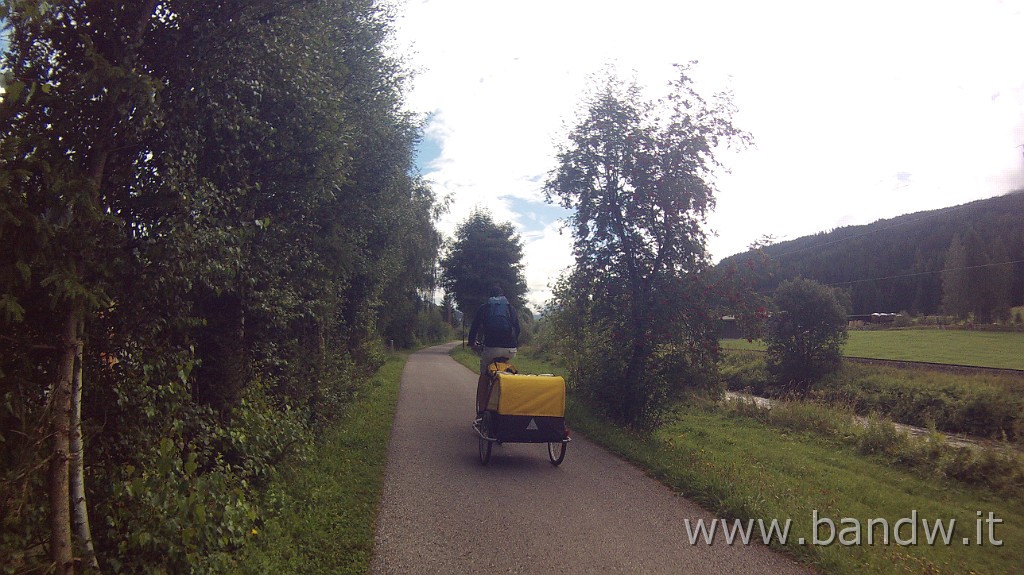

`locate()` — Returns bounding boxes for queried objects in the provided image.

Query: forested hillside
[0,1,442,573]
[719,190,1024,318]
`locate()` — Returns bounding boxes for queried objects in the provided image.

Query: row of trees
[1,1,440,572]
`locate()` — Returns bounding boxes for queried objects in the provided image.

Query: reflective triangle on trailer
[526,418,539,431]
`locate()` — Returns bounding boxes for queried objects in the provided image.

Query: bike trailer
[486,371,566,443]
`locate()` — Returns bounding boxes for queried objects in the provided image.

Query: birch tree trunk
[50,306,80,575]
[70,313,99,572]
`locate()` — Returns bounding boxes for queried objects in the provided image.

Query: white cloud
[520,220,575,311]
[396,0,1024,304]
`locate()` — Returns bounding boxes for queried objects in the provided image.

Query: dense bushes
[814,364,1023,441]
[719,351,771,396]
[765,278,849,394]
[0,1,439,571]
[722,352,1024,441]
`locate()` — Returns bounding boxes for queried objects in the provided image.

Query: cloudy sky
[392,0,1024,310]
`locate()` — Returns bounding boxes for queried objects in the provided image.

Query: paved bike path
[370,343,814,574]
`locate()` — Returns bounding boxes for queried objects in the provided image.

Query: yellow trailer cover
[488,373,565,417]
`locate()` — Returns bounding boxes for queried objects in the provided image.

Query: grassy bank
[454,346,1024,575]
[238,352,407,574]
[721,330,1024,370]
[721,350,1024,440]
[590,404,1023,575]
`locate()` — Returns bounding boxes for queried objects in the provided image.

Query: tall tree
[977,239,1013,323]
[440,208,528,318]
[544,66,748,428]
[1,2,163,570]
[941,231,1013,323]
[942,233,972,320]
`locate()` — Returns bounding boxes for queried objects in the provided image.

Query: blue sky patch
[414,132,443,175]
[503,195,572,234]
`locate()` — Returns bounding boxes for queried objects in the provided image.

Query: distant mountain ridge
[718,190,1024,316]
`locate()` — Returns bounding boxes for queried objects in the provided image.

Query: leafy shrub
[943,446,1024,497]
[70,360,319,575]
[856,416,908,457]
[219,385,311,487]
[815,364,1024,441]
[892,314,913,328]
[102,438,259,574]
[765,278,849,395]
[951,389,1023,440]
[654,344,724,400]
[720,351,770,395]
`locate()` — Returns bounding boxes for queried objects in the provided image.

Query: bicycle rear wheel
[478,413,493,465]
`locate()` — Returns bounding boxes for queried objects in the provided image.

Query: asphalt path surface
[371,343,814,574]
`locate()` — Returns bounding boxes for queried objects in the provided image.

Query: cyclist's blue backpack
[484,296,514,345]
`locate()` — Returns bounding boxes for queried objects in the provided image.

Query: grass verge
[456,346,1024,575]
[238,352,407,574]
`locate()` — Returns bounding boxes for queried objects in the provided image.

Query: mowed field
[721,329,1024,371]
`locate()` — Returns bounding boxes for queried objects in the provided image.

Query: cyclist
[467,284,521,416]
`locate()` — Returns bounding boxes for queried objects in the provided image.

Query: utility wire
[827,259,1024,287]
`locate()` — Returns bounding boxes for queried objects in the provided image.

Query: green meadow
[721,329,1024,371]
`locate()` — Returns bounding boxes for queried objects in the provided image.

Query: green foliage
[765,278,849,395]
[719,350,771,395]
[102,440,259,574]
[414,305,457,346]
[239,353,405,575]
[952,388,1022,440]
[721,397,1024,501]
[854,415,909,457]
[722,351,1024,441]
[81,372,310,574]
[542,65,744,429]
[942,230,1014,323]
[0,0,440,570]
[439,208,528,315]
[820,366,1024,442]
[378,291,444,349]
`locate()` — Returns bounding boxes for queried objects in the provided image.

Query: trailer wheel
[547,441,566,466]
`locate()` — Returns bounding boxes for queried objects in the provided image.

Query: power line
[827,259,1024,288]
